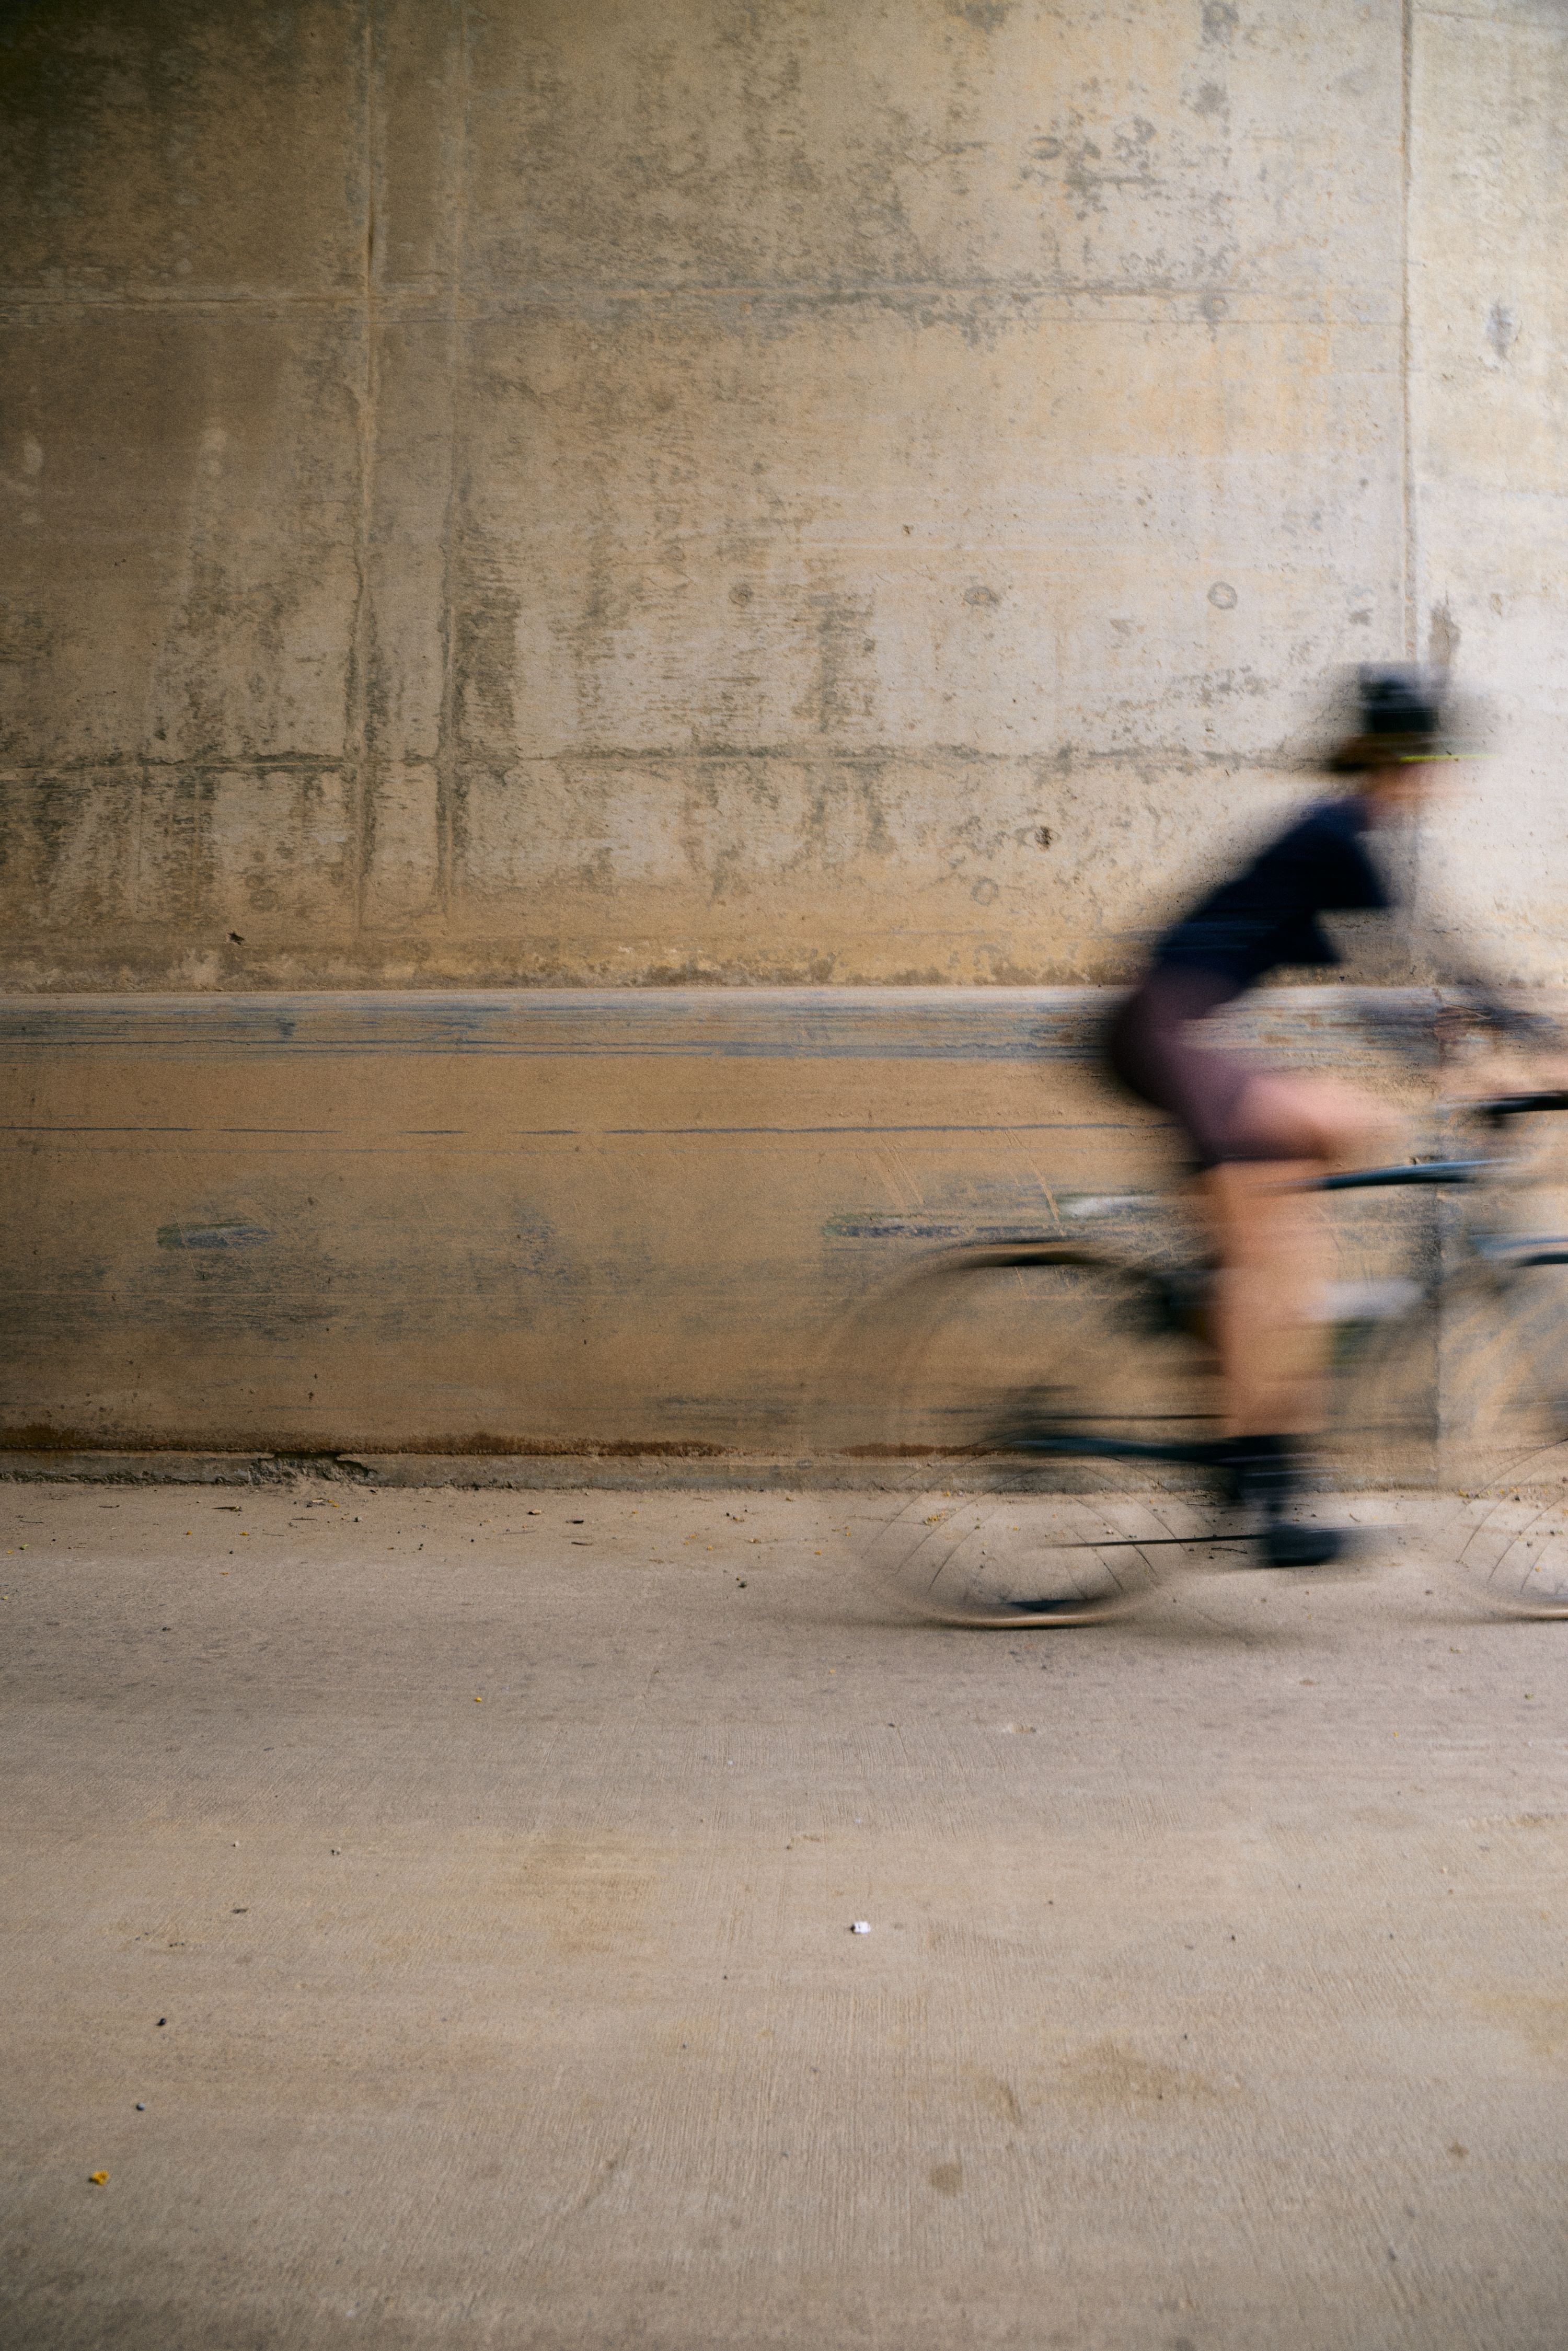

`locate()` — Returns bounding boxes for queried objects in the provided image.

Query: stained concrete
[3,1,1564,988]
[1,981,1515,1460]
[4,1480,1568,2348]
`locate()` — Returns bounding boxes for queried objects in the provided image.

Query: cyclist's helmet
[1331,665,1451,769]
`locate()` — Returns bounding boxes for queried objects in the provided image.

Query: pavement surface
[3,1480,1567,2351]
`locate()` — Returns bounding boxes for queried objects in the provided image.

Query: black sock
[1224,1434,1301,1518]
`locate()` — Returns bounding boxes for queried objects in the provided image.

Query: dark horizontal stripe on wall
[0,987,1440,1064]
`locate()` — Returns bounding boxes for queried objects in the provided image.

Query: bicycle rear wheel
[856,1488,1236,1624]
[841,1241,1226,1623]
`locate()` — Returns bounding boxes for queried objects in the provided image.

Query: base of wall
[9,1450,1557,1504]
[0,1449,824,1490]
[0,1448,1209,1493]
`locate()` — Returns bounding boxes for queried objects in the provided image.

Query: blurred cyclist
[1106,668,1543,1565]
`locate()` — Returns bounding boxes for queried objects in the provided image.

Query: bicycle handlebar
[1307,1096,1568,1190]
[1473,1089,1568,1124]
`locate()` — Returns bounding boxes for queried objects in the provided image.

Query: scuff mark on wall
[1428,598,1461,678]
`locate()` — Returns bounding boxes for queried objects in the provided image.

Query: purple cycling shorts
[1105,967,1290,1168]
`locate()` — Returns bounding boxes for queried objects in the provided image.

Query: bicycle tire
[1328,1257,1568,1497]
[839,1240,1227,1623]
[855,1489,1247,1624]
[1440,1495,1568,1619]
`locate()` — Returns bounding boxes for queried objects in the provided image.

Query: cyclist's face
[1366,762,1441,824]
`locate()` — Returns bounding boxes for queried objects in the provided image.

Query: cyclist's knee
[1309,1085,1402,1169]
[1241,1075,1399,1169]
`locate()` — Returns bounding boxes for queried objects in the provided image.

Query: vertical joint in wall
[348,0,383,942]
[1400,0,1418,666]
[434,0,471,926]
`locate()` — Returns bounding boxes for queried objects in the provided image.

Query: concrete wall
[5,0,1562,992]
[0,984,1447,1470]
[1410,0,1568,979]
[4,3,1565,1468]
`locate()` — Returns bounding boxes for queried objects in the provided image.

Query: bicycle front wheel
[1443,1497,1568,1618]
[1328,1257,1568,1495]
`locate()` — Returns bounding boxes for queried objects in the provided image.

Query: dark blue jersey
[1152,795,1389,994]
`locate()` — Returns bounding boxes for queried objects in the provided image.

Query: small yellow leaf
[88,2172,108,2185]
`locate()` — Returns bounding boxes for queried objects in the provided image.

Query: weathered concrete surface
[0,982,1494,1461]
[0,985,1159,1455]
[3,0,1560,988]
[1410,0,1568,985]
[4,1481,1568,2348]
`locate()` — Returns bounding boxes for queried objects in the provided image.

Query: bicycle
[845,1089,1568,1625]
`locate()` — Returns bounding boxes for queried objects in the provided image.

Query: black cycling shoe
[1224,1435,1349,1570]
[1258,1519,1347,1570]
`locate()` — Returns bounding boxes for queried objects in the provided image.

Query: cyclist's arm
[1369,865,1561,1049]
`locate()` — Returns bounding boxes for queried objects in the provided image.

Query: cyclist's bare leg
[1201,1073,1403,1440]
[1203,1160,1328,1437]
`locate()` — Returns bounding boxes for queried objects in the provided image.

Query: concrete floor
[3,1482,1566,2351]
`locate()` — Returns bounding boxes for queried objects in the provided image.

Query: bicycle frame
[978,1091,1568,1484]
